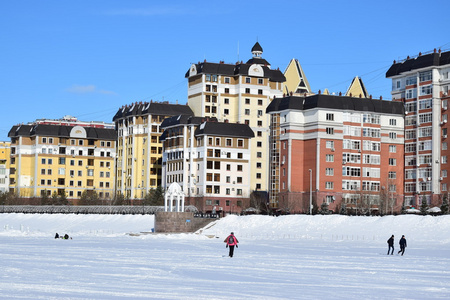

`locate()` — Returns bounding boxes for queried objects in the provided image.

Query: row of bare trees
[0,186,165,207]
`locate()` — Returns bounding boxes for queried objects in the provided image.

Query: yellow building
[113,101,193,200]
[0,141,11,193]
[8,117,116,202]
[186,42,285,192]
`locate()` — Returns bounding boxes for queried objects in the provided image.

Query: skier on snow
[224,232,239,257]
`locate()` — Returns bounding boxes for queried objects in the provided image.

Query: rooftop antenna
[237,41,239,62]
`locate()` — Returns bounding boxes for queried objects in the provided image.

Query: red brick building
[266,94,405,214]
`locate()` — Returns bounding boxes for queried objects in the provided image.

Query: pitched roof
[283,58,312,94]
[113,102,193,121]
[8,124,117,140]
[266,94,404,115]
[345,76,368,98]
[195,122,254,138]
[186,61,285,82]
[160,117,254,141]
[386,50,450,77]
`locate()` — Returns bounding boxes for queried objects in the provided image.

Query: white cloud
[66,84,116,95]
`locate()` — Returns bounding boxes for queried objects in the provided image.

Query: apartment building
[8,116,116,201]
[266,94,405,214]
[185,42,285,193]
[113,101,193,199]
[0,141,10,193]
[160,116,254,214]
[386,48,450,207]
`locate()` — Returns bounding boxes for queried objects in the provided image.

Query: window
[245,77,250,84]
[389,119,397,126]
[326,141,334,149]
[258,78,263,85]
[257,141,262,147]
[388,171,396,179]
[326,168,334,176]
[326,127,334,135]
[389,132,397,139]
[258,89,263,95]
[245,88,250,94]
[325,182,334,189]
[389,158,397,166]
[224,77,230,83]
[258,99,263,106]
[406,88,417,99]
[419,70,432,82]
[326,113,334,121]
[224,98,229,104]
[245,109,250,115]
[326,154,334,162]
[389,145,397,153]
[406,76,417,86]
[224,109,229,115]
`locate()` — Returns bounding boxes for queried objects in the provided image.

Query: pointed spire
[251,42,263,58]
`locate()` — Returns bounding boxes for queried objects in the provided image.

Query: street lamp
[309,169,312,215]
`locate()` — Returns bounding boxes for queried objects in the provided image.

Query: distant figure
[387,235,395,255]
[55,233,59,239]
[64,234,69,240]
[398,235,407,256]
[224,232,239,257]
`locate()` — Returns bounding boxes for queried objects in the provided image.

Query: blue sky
[1,0,449,140]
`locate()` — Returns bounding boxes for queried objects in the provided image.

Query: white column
[181,194,185,212]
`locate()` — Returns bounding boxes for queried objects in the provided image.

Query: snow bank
[0,213,154,237]
[1,213,450,245]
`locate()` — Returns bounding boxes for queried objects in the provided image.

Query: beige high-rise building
[113,101,193,200]
[186,42,285,193]
[8,116,116,202]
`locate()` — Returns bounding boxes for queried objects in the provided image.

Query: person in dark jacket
[55,233,59,239]
[224,232,239,257]
[398,235,407,256]
[387,235,395,255]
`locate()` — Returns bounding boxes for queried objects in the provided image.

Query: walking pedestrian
[387,234,394,255]
[224,232,239,257]
[398,235,407,256]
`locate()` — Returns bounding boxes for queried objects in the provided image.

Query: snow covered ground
[1,213,450,299]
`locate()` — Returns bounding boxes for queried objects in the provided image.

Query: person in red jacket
[224,232,239,257]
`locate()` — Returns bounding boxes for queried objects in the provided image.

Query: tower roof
[251,42,263,53]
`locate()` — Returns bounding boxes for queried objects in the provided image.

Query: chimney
[380,96,383,100]
[318,90,321,94]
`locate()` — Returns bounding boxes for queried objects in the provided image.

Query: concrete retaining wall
[154,211,216,233]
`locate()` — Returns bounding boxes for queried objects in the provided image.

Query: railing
[0,205,205,216]
[0,205,165,215]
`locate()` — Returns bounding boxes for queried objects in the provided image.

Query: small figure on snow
[224,232,239,257]
[55,233,59,239]
[398,235,407,256]
[387,235,395,255]
[64,234,69,240]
